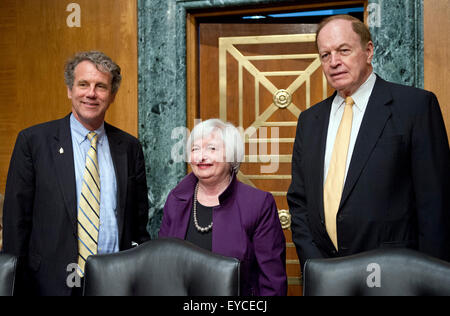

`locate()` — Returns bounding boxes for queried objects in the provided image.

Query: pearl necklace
[193,183,213,233]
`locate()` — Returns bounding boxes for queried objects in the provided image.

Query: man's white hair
[186,119,244,174]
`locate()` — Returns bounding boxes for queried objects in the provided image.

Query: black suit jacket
[2,114,150,295]
[287,76,450,270]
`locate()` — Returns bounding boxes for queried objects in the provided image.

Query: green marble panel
[368,0,423,88]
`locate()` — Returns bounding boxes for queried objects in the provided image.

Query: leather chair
[303,248,450,296]
[0,252,17,296]
[83,237,240,296]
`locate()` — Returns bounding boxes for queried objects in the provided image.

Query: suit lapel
[171,173,197,239]
[340,77,393,207]
[52,115,77,235]
[105,123,128,244]
[312,97,334,222]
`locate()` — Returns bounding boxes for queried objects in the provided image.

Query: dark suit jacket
[159,172,287,296]
[2,114,150,295]
[287,76,450,270]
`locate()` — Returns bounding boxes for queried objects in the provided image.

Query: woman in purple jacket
[159,119,287,296]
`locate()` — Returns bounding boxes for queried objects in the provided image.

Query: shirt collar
[70,113,105,145]
[332,72,376,115]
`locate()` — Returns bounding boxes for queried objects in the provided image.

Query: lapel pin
[59,147,64,154]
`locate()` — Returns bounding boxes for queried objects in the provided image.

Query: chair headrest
[303,248,450,296]
[0,252,17,296]
[83,238,240,296]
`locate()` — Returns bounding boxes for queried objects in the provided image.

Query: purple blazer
[159,172,287,296]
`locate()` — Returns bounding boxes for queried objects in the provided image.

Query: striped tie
[77,131,100,277]
[324,96,354,250]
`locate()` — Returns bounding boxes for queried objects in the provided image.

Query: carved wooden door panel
[197,23,333,296]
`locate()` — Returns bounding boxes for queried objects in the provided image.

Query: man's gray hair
[64,51,122,94]
[187,119,244,174]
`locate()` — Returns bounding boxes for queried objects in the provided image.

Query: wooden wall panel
[0,0,18,196]
[424,0,450,140]
[0,0,138,194]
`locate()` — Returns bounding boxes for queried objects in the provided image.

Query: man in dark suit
[287,15,450,271]
[2,51,150,295]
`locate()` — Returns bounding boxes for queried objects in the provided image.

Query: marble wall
[368,0,423,88]
[138,0,185,238]
[138,0,424,238]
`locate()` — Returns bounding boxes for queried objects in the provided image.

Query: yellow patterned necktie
[324,96,354,250]
[77,131,100,276]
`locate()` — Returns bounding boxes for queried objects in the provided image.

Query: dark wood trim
[189,1,365,18]
[186,13,199,132]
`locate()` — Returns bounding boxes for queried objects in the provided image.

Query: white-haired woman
[159,119,287,296]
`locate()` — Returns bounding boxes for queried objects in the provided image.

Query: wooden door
[424,0,450,140]
[196,23,333,296]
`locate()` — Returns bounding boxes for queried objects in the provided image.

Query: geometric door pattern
[219,33,327,220]
[218,34,331,294]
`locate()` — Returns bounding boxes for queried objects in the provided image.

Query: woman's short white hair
[186,119,244,174]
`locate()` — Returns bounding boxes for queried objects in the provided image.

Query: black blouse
[185,201,214,251]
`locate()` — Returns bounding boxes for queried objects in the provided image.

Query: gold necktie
[77,132,100,276]
[324,96,354,250]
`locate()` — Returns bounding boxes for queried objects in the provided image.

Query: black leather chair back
[303,248,450,296]
[83,238,240,296]
[0,252,17,296]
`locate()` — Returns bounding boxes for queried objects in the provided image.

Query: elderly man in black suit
[287,15,450,271]
[2,51,150,295]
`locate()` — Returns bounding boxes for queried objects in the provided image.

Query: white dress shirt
[323,72,377,185]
